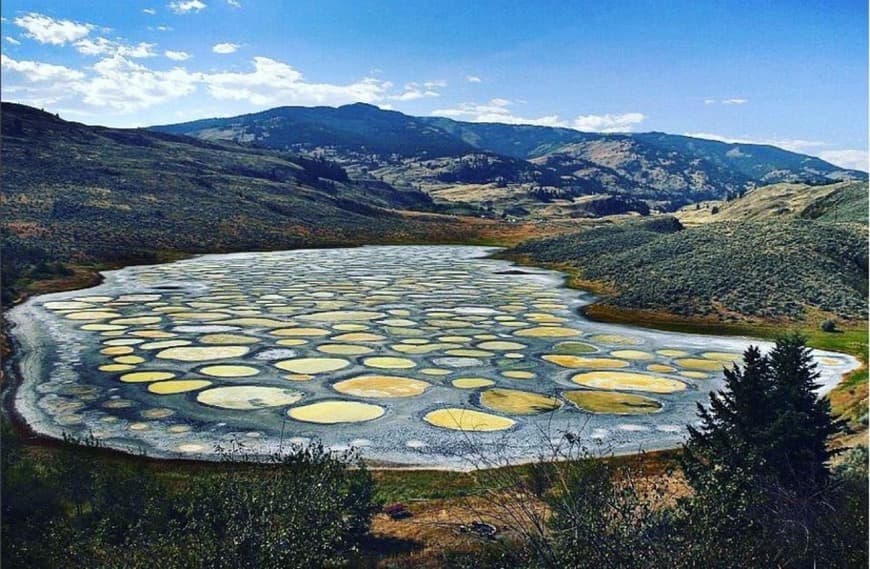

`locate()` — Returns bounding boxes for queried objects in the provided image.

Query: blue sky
[1,0,867,169]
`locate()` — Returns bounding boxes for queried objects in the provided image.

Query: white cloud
[432,99,645,131]
[143,8,157,15]
[75,37,157,58]
[13,12,94,45]
[818,149,868,172]
[466,75,482,83]
[156,25,173,32]
[389,82,441,101]
[684,132,868,171]
[226,0,242,7]
[704,97,749,105]
[573,113,645,132]
[212,42,239,54]
[77,55,201,112]
[1,54,86,82]
[203,56,391,107]
[5,36,21,45]
[684,132,828,153]
[169,0,207,14]
[1,54,87,107]
[165,50,191,61]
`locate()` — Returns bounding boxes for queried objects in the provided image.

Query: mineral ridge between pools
[8,245,860,469]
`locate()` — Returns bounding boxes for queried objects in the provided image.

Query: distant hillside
[151,103,866,216]
[507,215,868,321]
[1,102,528,302]
[677,181,868,225]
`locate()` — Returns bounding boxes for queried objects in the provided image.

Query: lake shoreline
[3,245,863,471]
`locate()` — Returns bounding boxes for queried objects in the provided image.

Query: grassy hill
[507,215,868,322]
[0,103,533,303]
[677,181,868,225]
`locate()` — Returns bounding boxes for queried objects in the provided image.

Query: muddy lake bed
[8,245,859,470]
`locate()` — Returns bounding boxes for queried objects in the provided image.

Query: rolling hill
[0,102,535,302]
[151,103,866,217]
[507,182,868,322]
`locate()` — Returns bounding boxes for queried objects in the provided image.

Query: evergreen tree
[680,334,844,567]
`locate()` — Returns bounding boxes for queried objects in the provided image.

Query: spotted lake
[8,246,859,469]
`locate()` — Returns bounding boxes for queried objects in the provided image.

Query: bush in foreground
[1,430,378,568]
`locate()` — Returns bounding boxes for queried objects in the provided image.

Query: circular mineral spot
[610,350,654,361]
[502,370,535,379]
[103,338,145,346]
[700,352,743,363]
[818,356,844,366]
[316,344,375,355]
[379,318,416,327]
[362,356,416,369]
[100,346,134,356]
[199,333,260,345]
[110,316,162,325]
[452,377,496,389]
[103,398,135,409]
[274,358,351,374]
[476,340,526,351]
[433,357,484,368]
[421,368,451,376]
[589,334,643,346]
[131,330,177,338]
[156,346,250,362]
[680,371,710,379]
[45,301,95,310]
[333,323,370,331]
[514,326,580,338]
[169,312,230,321]
[392,343,454,354]
[423,408,515,431]
[221,318,289,327]
[299,310,386,322]
[564,390,663,415]
[148,380,212,394]
[647,364,676,373]
[80,323,128,331]
[197,386,303,410]
[542,355,630,369]
[199,365,260,377]
[571,372,686,394]
[142,408,175,419]
[554,341,598,354]
[438,336,472,343]
[445,349,495,358]
[276,338,309,346]
[333,375,430,398]
[167,424,192,433]
[140,340,192,350]
[331,332,385,342]
[177,443,206,453]
[271,327,331,337]
[288,401,385,424]
[480,388,562,415]
[120,371,176,383]
[75,296,113,303]
[284,373,314,381]
[114,355,145,364]
[656,349,689,358]
[674,358,725,371]
[99,364,135,372]
[65,311,121,320]
[129,422,151,431]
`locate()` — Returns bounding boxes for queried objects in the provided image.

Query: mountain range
[152,103,866,218]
